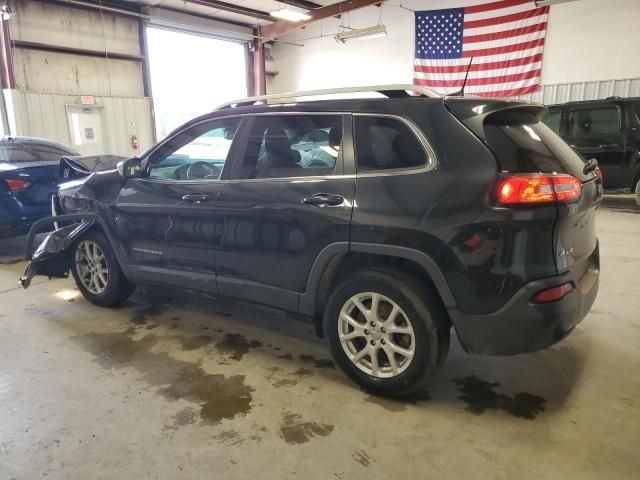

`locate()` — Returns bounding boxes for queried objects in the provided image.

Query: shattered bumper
[19,214,98,289]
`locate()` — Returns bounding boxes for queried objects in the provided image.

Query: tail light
[494,174,581,206]
[5,179,31,192]
[533,282,574,303]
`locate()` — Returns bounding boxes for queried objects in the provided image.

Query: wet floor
[0,198,639,479]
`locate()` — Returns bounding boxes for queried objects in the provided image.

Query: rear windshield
[0,142,74,164]
[483,111,591,182]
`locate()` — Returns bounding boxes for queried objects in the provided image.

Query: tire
[635,178,640,207]
[70,230,135,307]
[323,269,450,397]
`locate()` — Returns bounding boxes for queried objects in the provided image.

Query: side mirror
[117,157,143,179]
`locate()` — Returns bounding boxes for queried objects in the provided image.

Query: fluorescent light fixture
[335,25,388,44]
[535,0,579,6]
[270,6,311,22]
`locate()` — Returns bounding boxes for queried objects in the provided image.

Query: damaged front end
[19,213,98,289]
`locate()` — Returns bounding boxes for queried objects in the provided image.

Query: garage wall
[2,0,153,156]
[268,0,640,95]
[3,90,153,156]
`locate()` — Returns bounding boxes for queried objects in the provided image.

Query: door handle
[303,194,344,207]
[598,143,619,149]
[182,193,210,203]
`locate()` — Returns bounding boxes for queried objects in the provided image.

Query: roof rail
[215,84,441,110]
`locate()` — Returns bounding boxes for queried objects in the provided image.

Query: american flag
[414,0,549,97]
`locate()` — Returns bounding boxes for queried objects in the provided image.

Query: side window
[542,110,562,134]
[568,106,621,137]
[237,115,343,179]
[354,116,427,172]
[634,104,640,123]
[148,118,240,181]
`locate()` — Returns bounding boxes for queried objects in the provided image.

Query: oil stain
[298,354,335,369]
[278,353,294,361]
[180,335,213,351]
[353,450,371,467]
[215,333,262,361]
[453,375,547,420]
[74,331,254,425]
[129,303,169,325]
[292,368,314,378]
[164,407,198,432]
[278,411,334,444]
[214,429,244,446]
[272,379,298,388]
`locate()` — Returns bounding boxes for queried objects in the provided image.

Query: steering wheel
[185,161,220,180]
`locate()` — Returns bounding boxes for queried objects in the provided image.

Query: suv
[543,97,640,192]
[20,85,602,397]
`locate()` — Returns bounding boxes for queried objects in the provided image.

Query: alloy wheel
[75,240,109,295]
[338,292,415,379]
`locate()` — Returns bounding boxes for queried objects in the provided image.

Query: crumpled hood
[60,154,126,178]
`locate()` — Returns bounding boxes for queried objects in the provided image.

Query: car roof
[0,135,77,153]
[547,97,640,109]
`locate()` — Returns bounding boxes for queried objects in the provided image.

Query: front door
[214,113,356,312]
[114,116,243,293]
[566,103,627,188]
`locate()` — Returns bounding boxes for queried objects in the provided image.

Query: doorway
[146,27,248,140]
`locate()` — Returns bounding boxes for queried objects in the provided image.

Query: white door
[66,105,107,156]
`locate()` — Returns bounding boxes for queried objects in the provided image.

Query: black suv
[543,97,640,192]
[20,86,601,397]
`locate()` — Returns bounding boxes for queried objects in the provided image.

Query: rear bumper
[450,248,600,355]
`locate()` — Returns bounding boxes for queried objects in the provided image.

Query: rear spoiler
[59,155,125,179]
[444,98,547,139]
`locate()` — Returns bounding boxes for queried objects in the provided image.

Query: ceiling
[128,0,336,27]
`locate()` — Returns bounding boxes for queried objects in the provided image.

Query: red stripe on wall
[463,37,545,57]
[463,7,548,30]
[464,0,532,15]
[422,69,541,87]
[414,54,543,74]
[464,22,546,44]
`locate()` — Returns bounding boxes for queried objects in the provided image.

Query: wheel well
[314,252,452,332]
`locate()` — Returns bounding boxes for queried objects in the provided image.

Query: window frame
[141,116,246,184]
[566,104,623,138]
[352,113,436,176]
[228,112,352,182]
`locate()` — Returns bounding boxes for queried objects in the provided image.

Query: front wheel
[635,178,640,207]
[71,231,135,307]
[323,270,450,397]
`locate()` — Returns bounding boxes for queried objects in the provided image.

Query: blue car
[0,136,77,238]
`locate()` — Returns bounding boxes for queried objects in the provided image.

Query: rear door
[215,113,355,312]
[565,102,627,188]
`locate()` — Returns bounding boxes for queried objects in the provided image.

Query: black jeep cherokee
[20,85,601,396]
[543,97,640,192]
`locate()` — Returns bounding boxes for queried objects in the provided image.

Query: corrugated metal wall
[518,78,640,104]
[3,90,154,157]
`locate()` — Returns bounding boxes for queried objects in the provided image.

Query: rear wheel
[635,178,640,206]
[324,270,450,397]
[71,231,135,307]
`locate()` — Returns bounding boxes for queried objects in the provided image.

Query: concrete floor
[1,196,639,480]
